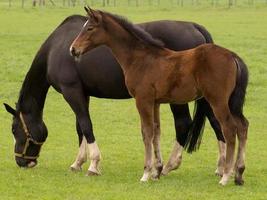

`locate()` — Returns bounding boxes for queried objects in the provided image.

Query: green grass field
[0,5,267,200]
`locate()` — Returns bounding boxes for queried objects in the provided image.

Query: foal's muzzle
[70,46,81,59]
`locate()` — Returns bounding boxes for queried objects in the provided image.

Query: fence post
[228,0,233,7]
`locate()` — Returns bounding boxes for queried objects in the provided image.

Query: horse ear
[84,6,89,13]
[90,9,102,25]
[84,6,91,14]
[4,103,16,116]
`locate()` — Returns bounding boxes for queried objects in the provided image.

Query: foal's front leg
[151,103,163,179]
[136,98,155,182]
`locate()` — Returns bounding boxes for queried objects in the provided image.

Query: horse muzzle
[70,46,81,59]
[16,157,38,168]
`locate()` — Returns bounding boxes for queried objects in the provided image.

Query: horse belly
[170,85,200,104]
[157,76,200,104]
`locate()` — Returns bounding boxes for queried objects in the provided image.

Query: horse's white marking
[87,141,101,174]
[88,141,100,160]
[162,140,183,175]
[83,20,89,28]
[27,161,37,168]
[140,171,150,182]
[215,141,226,176]
[219,173,231,186]
[70,136,87,171]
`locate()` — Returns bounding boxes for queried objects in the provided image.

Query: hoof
[70,165,82,172]
[235,178,244,186]
[151,172,160,180]
[140,173,150,182]
[219,178,228,186]
[151,165,162,180]
[215,169,223,177]
[86,170,101,176]
[140,178,149,182]
[219,180,227,186]
[161,166,171,176]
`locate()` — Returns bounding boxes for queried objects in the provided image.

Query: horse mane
[101,11,165,48]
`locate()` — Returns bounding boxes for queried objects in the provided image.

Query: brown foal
[70,7,249,186]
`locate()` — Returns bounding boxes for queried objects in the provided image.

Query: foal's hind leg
[151,104,163,179]
[209,104,237,186]
[205,103,226,176]
[135,98,155,182]
[215,141,226,177]
[234,117,248,185]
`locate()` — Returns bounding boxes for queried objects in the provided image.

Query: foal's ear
[86,7,102,25]
[84,6,89,13]
[4,103,16,116]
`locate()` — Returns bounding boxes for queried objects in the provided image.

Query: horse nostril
[70,46,76,56]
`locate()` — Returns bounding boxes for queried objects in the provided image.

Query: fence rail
[4,0,267,8]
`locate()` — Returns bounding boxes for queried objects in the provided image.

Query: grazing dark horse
[4,13,225,176]
[70,8,249,186]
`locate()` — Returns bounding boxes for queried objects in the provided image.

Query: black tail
[184,98,207,153]
[183,24,214,153]
[229,55,249,120]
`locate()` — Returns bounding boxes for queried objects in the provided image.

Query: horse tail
[193,23,214,43]
[184,98,208,153]
[229,55,249,120]
[183,24,214,153]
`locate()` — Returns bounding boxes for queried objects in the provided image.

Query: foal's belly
[155,75,201,104]
[156,88,200,104]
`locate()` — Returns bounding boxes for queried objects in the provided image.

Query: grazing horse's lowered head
[4,103,48,168]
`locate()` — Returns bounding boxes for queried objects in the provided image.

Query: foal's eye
[87,26,94,31]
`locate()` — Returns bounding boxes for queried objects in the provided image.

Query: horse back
[43,16,212,98]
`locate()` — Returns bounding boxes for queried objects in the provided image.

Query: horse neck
[18,49,50,120]
[104,18,162,73]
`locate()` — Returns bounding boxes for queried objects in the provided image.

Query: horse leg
[201,99,226,176]
[70,97,90,171]
[210,105,237,186]
[135,98,154,182]
[215,141,226,177]
[70,120,88,171]
[151,103,163,179]
[162,140,183,176]
[234,117,248,185]
[162,104,190,175]
[62,87,101,176]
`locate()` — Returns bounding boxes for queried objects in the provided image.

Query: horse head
[70,7,107,59]
[4,103,48,168]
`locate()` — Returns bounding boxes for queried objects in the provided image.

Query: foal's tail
[229,55,249,119]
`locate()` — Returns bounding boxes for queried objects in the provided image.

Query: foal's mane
[101,11,165,48]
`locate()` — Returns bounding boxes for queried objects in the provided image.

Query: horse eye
[87,26,94,31]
